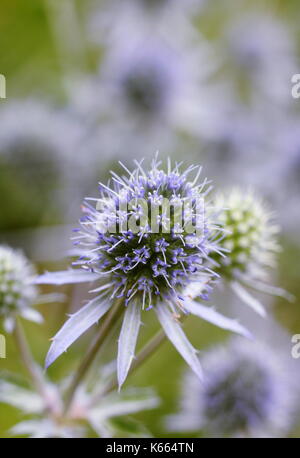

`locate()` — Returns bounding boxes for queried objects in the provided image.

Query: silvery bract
[37,157,251,388]
[0,366,159,438]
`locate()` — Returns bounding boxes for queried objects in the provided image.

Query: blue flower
[37,157,251,388]
[166,337,298,437]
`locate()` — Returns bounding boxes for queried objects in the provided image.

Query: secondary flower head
[212,189,291,316]
[92,35,214,128]
[0,245,39,331]
[167,338,297,437]
[215,189,279,278]
[73,29,220,156]
[115,44,179,119]
[39,157,252,388]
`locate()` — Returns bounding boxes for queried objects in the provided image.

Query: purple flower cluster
[74,157,217,310]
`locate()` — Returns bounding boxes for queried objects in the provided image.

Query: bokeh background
[1,0,300,438]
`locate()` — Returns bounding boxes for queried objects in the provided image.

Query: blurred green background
[1,0,300,438]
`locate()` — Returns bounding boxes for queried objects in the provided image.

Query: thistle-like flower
[213,189,292,316]
[37,157,251,388]
[72,33,218,131]
[0,366,159,438]
[166,338,297,437]
[0,245,41,332]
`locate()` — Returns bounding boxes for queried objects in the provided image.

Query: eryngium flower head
[40,158,252,387]
[212,189,291,316]
[0,246,37,323]
[167,338,296,437]
[76,157,217,308]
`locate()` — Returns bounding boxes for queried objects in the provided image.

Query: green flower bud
[0,246,37,317]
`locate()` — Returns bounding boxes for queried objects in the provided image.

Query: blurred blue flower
[70,30,221,166]
[166,337,298,437]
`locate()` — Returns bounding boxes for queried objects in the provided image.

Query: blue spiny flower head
[0,245,39,331]
[75,156,218,309]
[166,338,297,437]
[39,157,253,388]
[212,188,292,317]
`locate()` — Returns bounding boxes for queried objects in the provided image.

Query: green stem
[13,318,48,399]
[64,299,124,413]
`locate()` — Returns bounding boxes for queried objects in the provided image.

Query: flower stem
[64,298,124,413]
[91,329,166,404]
[13,318,47,398]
